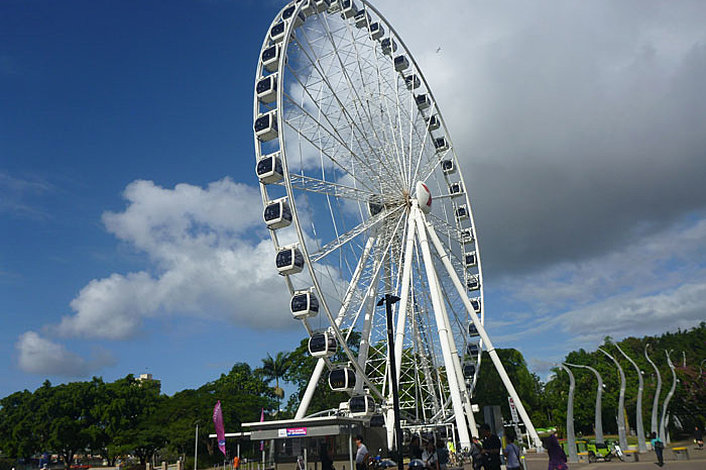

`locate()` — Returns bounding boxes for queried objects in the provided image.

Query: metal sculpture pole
[659,350,677,442]
[559,364,578,463]
[616,344,647,452]
[599,347,628,450]
[565,362,604,444]
[644,344,662,436]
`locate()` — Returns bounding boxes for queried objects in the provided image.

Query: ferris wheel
[252,0,540,450]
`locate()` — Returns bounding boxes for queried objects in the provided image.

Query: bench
[672,447,689,460]
[577,452,589,464]
[622,450,639,462]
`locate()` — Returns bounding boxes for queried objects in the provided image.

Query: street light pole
[615,344,647,453]
[379,294,404,470]
[644,344,662,437]
[598,347,628,451]
[659,350,677,443]
[565,363,604,444]
[559,364,578,464]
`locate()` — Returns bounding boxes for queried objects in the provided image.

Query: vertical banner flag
[213,400,226,456]
[259,408,265,451]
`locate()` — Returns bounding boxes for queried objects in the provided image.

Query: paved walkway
[523,444,705,470]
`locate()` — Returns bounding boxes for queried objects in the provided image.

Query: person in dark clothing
[694,426,704,450]
[542,434,567,470]
[320,442,335,470]
[409,435,423,460]
[479,424,501,470]
[650,432,664,466]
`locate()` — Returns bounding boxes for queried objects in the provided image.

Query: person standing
[436,439,449,470]
[504,435,521,470]
[650,432,664,467]
[422,440,439,470]
[542,434,567,470]
[470,436,483,470]
[354,435,369,470]
[479,424,502,470]
[409,435,423,460]
[694,426,704,450]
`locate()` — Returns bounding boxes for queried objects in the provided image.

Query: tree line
[1,324,704,470]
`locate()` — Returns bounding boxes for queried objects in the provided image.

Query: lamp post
[644,344,662,437]
[565,363,604,444]
[659,350,677,443]
[615,344,647,453]
[599,347,628,451]
[559,364,578,463]
[379,294,403,470]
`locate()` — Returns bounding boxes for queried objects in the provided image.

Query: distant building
[137,373,161,391]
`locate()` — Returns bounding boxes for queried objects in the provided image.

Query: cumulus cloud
[56,178,294,340]
[16,331,115,376]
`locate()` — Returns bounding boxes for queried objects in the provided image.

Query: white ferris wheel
[253,0,540,450]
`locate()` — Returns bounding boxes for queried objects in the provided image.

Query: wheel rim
[253,0,485,426]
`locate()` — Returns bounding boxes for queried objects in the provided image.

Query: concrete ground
[521,443,705,470]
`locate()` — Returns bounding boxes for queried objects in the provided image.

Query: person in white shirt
[422,440,439,470]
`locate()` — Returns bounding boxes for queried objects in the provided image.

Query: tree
[259,352,291,406]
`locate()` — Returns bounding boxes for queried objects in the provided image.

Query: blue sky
[2,0,706,399]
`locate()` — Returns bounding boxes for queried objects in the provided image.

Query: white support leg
[386,212,418,449]
[296,359,327,419]
[414,206,471,449]
[423,217,542,448]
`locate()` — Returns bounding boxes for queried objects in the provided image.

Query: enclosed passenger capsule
[310,0,331,14]
[308,331,337,357]
[426,115,441,131]
[270,22,286,43]
[340,0,358,18]
[261,45,281,73]
[254,110,278,142]
[381,37,397,55]
[449,181,464,197]
[434,137,449,152]
[470,297,481,313]
[349,395,375,418]
[369,22,384,40]
[291,290,319,319]
[468,322,479,337]
[329,367,356,391]
[460,228,474,244]
[354,9,370,28]
[466,275,480,291]
[263,198,292,229]
[467,344,479,356]
[394,55,410,72]
[463,363,477,378]
[404,74,421,90]
[256,152,283,184]
[455,204,469,221]
[256,75,277,104]
[441,159,455,174]
[282,5,306,27]
[276,246,305,275]
[415,94,432,110]
[464,251,477,268]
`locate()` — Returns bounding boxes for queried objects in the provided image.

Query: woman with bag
[650,432,664,467]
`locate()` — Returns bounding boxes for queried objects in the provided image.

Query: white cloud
[56,178,296,340]
[492,215,706,349]
[16,331,115,376]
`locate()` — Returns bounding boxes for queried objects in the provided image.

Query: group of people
[351,423,706,470]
